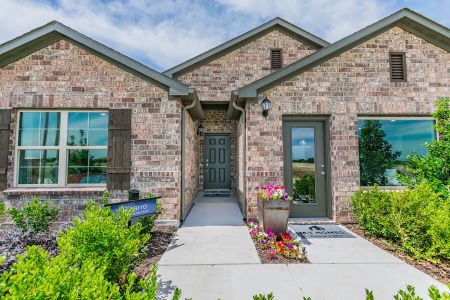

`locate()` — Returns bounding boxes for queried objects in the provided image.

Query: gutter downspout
[180,93,197,225]
[232,94,247,220]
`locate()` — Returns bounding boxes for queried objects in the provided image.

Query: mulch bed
[0,229,60,275]
[134,225,177,278]
[346,224,450,285]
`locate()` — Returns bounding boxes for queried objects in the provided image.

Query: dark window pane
[89,150,107,167]
[357,119,435,186]
[67,150,107,184]
[86,167,107,184]
[291,127,316,203]
[68,149,89,167]
[18,150,58,184]
[18,168,39,184]
[40,167,58,184]
[67,167,88,184]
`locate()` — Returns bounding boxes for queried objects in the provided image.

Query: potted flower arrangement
[256,184,292,236]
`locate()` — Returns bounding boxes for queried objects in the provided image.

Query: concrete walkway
[158,198,448,299]
[159,196,259,266]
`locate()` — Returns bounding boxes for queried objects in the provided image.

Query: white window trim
[357,116,437,188]
[14,109,108,188]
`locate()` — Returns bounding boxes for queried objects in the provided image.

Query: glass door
[283,121,327,217]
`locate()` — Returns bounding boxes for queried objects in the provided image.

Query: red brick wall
[177,30,318,102]
[183,111,199,217]
[0,40,182,222]
[246,27,450,222]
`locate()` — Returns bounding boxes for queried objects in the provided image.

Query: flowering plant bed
[248,221,308,264]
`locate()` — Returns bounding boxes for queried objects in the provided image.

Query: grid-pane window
[16,111,108,186]
[357,118,435,186]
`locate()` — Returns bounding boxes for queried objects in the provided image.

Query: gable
[267,26,449,99]
[238,8,450,98]
[0,39,170,107]
[164,17,329,78]
[176,29,318,102]
[0,21,191,96]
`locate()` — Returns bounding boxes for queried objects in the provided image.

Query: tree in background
[359,120,401,186]
[400,98,450,199]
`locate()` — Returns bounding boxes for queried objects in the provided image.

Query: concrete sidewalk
[159,196,259,266]
[158,198,448,299]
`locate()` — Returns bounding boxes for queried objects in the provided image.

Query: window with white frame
[16,111,108,186]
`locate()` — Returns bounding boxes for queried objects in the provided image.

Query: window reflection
[67,112,108,146]
[18,150,59,184]
[291,128,316,203]
[67,149,107,184]
[357,119,435,186]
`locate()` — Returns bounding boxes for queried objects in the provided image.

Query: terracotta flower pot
[258,197,292,236]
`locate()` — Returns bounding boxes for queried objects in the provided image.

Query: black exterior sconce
[197,123,204,135]
[261,95,272,117]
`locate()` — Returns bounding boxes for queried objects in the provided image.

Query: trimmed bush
[9,197,59,234]
[0,246,183,300]
[351,187,398,240]
[0,246,120,299]
[391,184,450,261]
[57,201,150,282]
[351,184,450,262]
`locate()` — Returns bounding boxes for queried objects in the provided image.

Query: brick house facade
[0,9,449,226]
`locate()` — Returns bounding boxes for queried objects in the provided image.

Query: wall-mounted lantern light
[261,96,271,117]
[197,123,204,135]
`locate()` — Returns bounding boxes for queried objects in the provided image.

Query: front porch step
[288,217,335,225]
[202,189,233,197]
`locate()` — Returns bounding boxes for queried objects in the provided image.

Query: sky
[1,0,449,71]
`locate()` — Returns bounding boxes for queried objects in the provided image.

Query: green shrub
[399,98,450,199]
[0,201,6,223]
[351,184,450,262]
[0,246,185,300]
[351,187,398,239]
[391,184,450,261]
[57,201,150,282]
[0,245,120,299]
[253,292,275,300]
[9,197,59,234]
[365,285,450,300]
